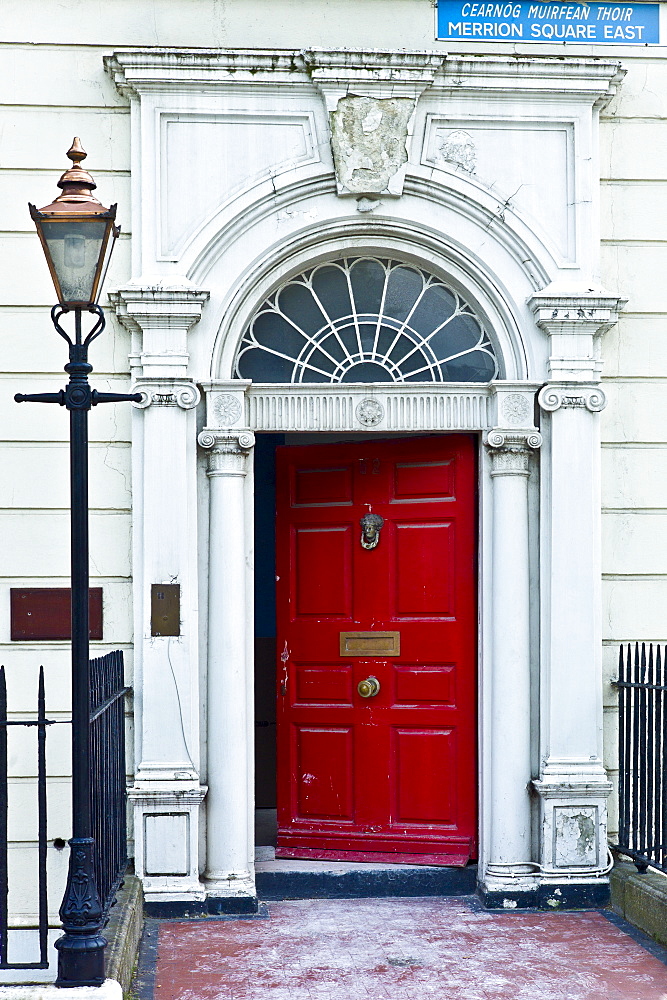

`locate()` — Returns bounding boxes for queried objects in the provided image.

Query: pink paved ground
[152,898,667,1000]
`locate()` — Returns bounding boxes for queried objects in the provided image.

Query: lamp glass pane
[40,219,108,304]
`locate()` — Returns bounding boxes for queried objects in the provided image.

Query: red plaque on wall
[10,588,103,641]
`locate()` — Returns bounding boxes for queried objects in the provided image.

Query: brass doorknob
[357,676,380,698]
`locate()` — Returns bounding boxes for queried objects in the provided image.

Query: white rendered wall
[599,66,667,840]
[0,34,134,978]
[0,0,664,955]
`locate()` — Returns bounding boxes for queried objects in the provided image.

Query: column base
[129,782,207,903]
[533,774,612,873]
[198,870,258,914]
[478,877,610,910]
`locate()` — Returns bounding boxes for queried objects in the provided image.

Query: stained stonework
[329,95,414,196]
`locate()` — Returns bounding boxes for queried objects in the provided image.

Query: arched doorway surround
[107,46,625,911]
[194,226,543,903]
[191,231,617,911]
[114,220,622,913]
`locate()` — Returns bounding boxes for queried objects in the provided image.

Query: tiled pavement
[135,897,667,1000]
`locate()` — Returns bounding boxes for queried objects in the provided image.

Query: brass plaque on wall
[339,631,400,656]
[151,584,181,637]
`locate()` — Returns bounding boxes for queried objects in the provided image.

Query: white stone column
[484,421,541,891]
[198,428,256,903]
[530,294,624,884]
[535,383,612,875]
[112,285,209,905]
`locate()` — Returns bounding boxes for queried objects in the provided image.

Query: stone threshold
[254,846,477,900]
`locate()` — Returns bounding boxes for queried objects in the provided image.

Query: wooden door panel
[276,436,477,864]
[391,727,456,825]
[294,726,354,820]
[394,521,455,617]
[392,459,455,501]
[294,664,354,706]
[293,465,353,506]
[393,664,456,706]
[293,525,353,617]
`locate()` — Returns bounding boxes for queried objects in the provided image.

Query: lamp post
[15,139,141,987]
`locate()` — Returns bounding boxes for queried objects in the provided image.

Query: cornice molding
[438,55,624,107]
[530,292,626,381]
[105,48,623,108]
[110,284,210,334]
[303,48,445,103]
[529,293,626,338]
[104,49,309,95]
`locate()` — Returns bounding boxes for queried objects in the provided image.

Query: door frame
[273,434,479,864]
[199,378,543,887]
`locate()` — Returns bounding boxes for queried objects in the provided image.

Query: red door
[275,436,477,865]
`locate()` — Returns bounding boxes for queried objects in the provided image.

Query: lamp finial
[54,137,100,204]
[67,138,87,167]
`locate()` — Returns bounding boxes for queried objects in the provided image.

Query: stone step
[254,847,478,900]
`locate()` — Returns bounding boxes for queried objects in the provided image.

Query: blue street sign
[437,1,660,43]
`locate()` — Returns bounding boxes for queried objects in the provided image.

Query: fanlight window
[234,256,498,384]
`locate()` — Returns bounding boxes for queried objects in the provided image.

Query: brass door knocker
[360,513,384,550]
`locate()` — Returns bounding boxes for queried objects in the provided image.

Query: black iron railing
[89,650,129,920]
[0,652,128,972]
[0,665,50,969]
[615,642,667,874]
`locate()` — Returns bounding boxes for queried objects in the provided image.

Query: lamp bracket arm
[92,391,144,406]
[14,391,65,405]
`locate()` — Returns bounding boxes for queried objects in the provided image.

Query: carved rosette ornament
[213,393,243,425]
[538,385,607,413]
[485,429,542,475]
[198,430,255,476]
[356,398,384,427]
[501,393,531,426]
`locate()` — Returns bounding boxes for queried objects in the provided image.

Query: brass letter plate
[339,631,400,656]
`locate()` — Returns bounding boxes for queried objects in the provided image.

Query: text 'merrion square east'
[437,1,660,41]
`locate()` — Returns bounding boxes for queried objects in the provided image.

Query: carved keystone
[329,96,414,196]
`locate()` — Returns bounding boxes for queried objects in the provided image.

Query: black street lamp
[15,139,141,987]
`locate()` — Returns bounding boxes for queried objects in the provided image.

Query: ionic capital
[484,429,542,476]
[198,429,255,476]
[538,384,607,413]
[132,379,200,410]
